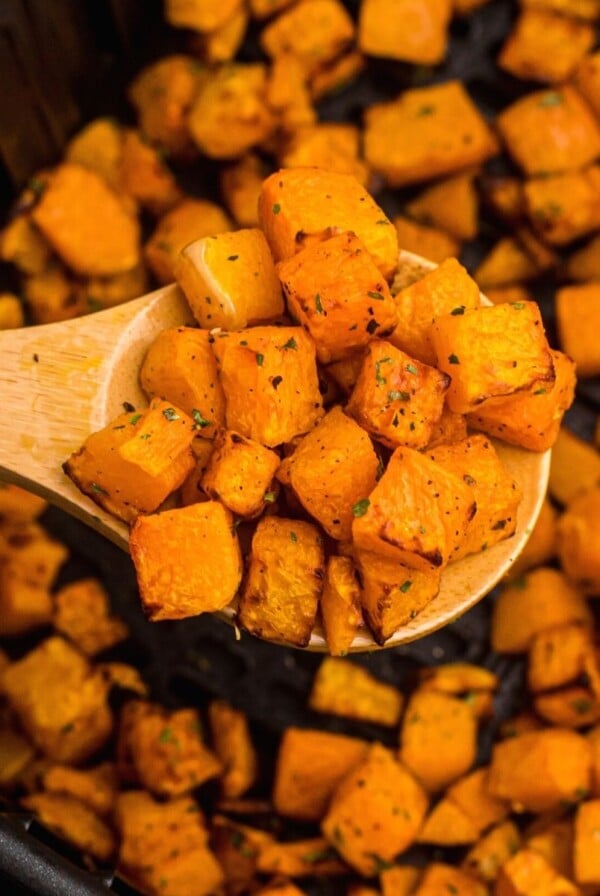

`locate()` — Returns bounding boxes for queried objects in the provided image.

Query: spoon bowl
[0,251,550,650]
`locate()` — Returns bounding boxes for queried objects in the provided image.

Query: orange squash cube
[208,700,257,798]
[524,165,600,246]
[145,198,231,284]
[573,50,600,118]
[406,173,479,241]
[463,820,521,883]
[557,282,600,378]
[566,232,600,282]
[309,657,404,726]
[474,237,539,289]
[557,487,600,593]
[320,555,363,656]
[359,0,452,65]
[528,623,597,693]
[202,430,280,518]
[574,800,600,884]
[280,124,369,186]
[219,153,266,228]
[413,863,487,896]
[260,0,355,76]
[496,849,580,896]
[498,8,595,83]
[393,215,461,264]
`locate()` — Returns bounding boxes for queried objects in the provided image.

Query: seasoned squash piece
[321,743,428,876]
[64,400,195,524]
[31,164,139,276]
[352,446,475,571]
[549,427,600,504]
[557,282,600,377]
[118,129,181,216]
[0,214,51,275]
[320,555,363,656]
[483,175,525,224]
[528,623,597,693]
[557,487,600,592]
[65,117,123,188]
[497,87,600,176]
[406,173,478,241]
[414,864,487,896]
[145,198,232,284]
[566,232,600,282]
[575,800,600,884]
[496,849,580,895]
[266,53,316,133]
[277,406,379,540]
[130,501,242,620]
[474,238,539,289]
[425,405,468,449]
[346,341,449,449]
[0,522,67,588]
[359,0,451,64]
[432,301,554,414]
[196,6,248,63]
[464,821,521,883]
[220,153,267,227]
[238,517,324,646]
[522,820,574,878]
[364,81,498,187]
[280,124,368,185]
[356,548,442,643]
[419,663,498,695]
[211,816,273,895]
[0,568,53,637]
[261,0,355,75]
[273,727,367,821]
[176,228,283,331]
[43,762,118,817]
[208,700,257,798]
[23,262,83,324]
[256,837,346,877]
[418,797,480,845]
[179,436,214,507]
[97,662,148,697]
[0,292,24,329]
[23,792,115,862]
[488,729,591,812]
[212,327,323,447]
[574,50,600,117]
[259,168,398,281]
[3,636,112,763]
[448,767,509,832]
[393,215,461,264]
[202,430,280,518]
[524,165,600,246]
[486,285,534,306]
[427,435,522,560]
[128,55,202,159]
[492,567,592,653]
[466,349,575,452]
[189,64,275,159]
[380,867,422,896]
[534,686,600,728]
[140,327,225,438]
[400,690,477,792]
[498,8,595,83]
[116,791,223,896]
[509,497,556,579]
[53,578,128,656]
[309,657,403,726]
[164,0,243,32]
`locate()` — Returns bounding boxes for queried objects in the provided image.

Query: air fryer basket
[0,1,599,894]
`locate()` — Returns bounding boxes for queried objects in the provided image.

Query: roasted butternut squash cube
[212,326,323,447]
[31,164,140,276]
[0,214,51,276]
[464,820,521,883]
[364,81,498,187]
[557,282,600,378]
[42,762,118,817]
[140,327,225,438]
[255,836,346,876]
[219,153,266,228]
[266,53,315,133]
[165,0,243,32]
[130,501,242,620]
[380,867,422,896]
[557,487,600,592]
[356,548,442,643]
[359,0,451,64]
[0,729,35,788]
[64,400,196,524]
[346,341,449,449]
[488,729,591,812]
[423,405,468,449]
[208,700,257,798]
[280,124,368,186]
[277,232,398,363]
[0,292,24,328]
[3,636,112,763]
[320,555,363,656]
[258,167,398,281]
[406,173,479,241]
[393,215,461,264]
[574,800,600,884]
[277,406,379,540]
[119,129,181,216]
[145,198,231,284]
[534,686,600,728]
[53,578,128,656]
[189,64,275,159]
[0,567,53,637]
[448,767,509,832]
[496,848,580,895]
[196,6,248,63]
[522,820,574,878]
[496,87,600,176]
[309,656,403,726]
[179,436,214,507]
[566,232,600,282]
[524,165,600,246]
[260,0,355,76]
[498,8,595,83]
[211,816,273,895]
[509,496,557,579]
[466,349,575,452]
[400,690,477,792]
[418,797,480,845]
[528,623,596,693]
[238,517,324,646]
[486,285,534,306]
[352,446,476,571]
[0,522,67,588]
[549,427,600,504]
[414,864,487,896]
[176,229,283,331]
[23,262,85,324]
[321,743,428,876]
[492,567,592,653]
[474,237,539,289]
[574,50,600,117]
[273,727,368,821]
[65,118,123,189]
[23,792,115,862]
[78,263,148,312]
[202,430,280,518]
[419,664,499,696]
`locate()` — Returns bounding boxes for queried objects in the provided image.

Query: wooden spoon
[0,251,549,650]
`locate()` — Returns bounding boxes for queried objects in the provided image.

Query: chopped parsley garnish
[511,302,526,310]
[263,491,276,503]
[91,482,108,495]
[539,91,562,107]
[448,353,460,365]
[533,388,547,395]
[368,290,384,301]
[280,337,297,350]
[388,390,410,402]
[352,498,370,517]
[159,727,173,743]
[375,357,392,385]
[315,293,324,314]
[303,847,338,864]
[192,409,211,429]
[272,203,281,214]
[130,413,142,425]
[162,407,180,421]
[366,853,395,873]
[290,531,298,543]
[400,580,413,593]
[406,363,418,375]
[255,352,265,366]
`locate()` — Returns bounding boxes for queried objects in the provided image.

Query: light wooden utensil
[0,251,550,650]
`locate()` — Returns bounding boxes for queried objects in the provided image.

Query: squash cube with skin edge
[399,690,477,793]
[260,0,355,77]
[557,283,600,378]
[393,216,461,266]
[355,548,442,644]
[202,430,280,518]
[2,636,112,763]
[431,301,555,414]
[277,232,398,363]
[488,729,592,813]
[557,487,600,594]
[466,349,576,453]
[346,341,449,450]
[320,555,363,656]
[212,327,323,447]
[496,849,580,896]
[140,328,225,439]
[273,727,368,822]
[176,229,283,331]
[496,87,600,177]
[574,800,600,885]
[238,517,324,647]
[309,657,403,727]
[64,400,196,524]
[258,168,399,281]
[277,406,379,540]
[426,435,522,561]
[364,81,498,188]
[208,700,257,798]
[359,0,452,65]
[130,502,242,621]
[352,447,476,572]
[321,743,428,877]
[405,173,479,242]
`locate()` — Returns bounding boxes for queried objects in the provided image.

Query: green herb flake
[280,337,298,350]
[572,697,593,715]
[315,293,324,314]
[130,413,142,425]
[366,853,395,873]
[539,91,562,107]
[368,290,385,301]
[352,498,370,517]
[416,104,435,117]
[388,390,410,402]
[162,407,180,421]
[303,847,337,864]
[375,219,390,225]
[400,580,413,593]
[511,302,526,310]
[533,388,547,395]
[406,363,418,375]
[255,352,265,366]
[28,177,46,198]
[192,409,211,429]
[450,305,466,315]
[272,203,281,214]
[290,531,298,543]
[263,491,276,503]
[139,433,151,440]
[375,357,392,385]
[159,727,173,744]
[448,353,460,365]
[91,482,108,495]
[419,525,426,534]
